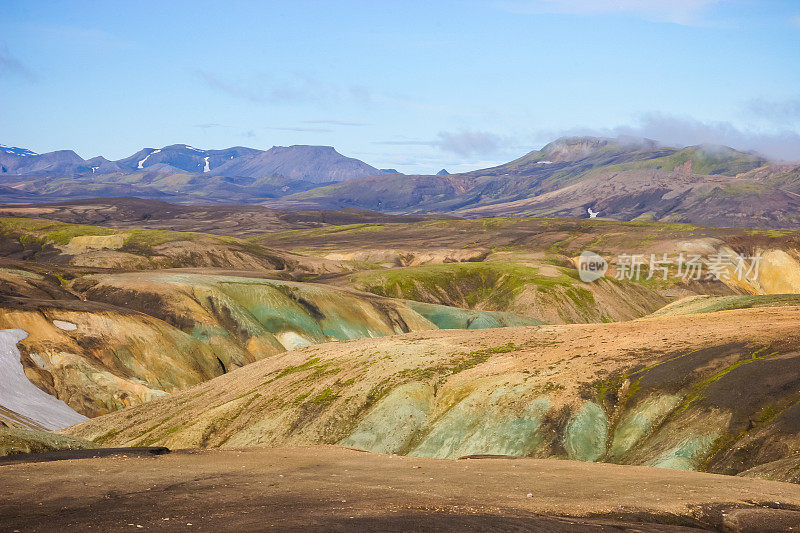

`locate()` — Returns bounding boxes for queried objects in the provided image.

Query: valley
[5,3,799,529]
[3,143,800,532]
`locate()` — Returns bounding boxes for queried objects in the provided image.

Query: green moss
[311,387,339,405]
[675,347,777,416]
[0,217,118,245]
[252,223,387,241]
[294,392,311,404]
[92,428,118,445]
[399,343,518,382]
[599,146,764,176]
[351,262,576,310]
[275,357,321,379]
[649,295,800,318]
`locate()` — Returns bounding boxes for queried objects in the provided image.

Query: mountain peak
[538,137,614,162]
[270,145,338,153]
[538,136,660,162]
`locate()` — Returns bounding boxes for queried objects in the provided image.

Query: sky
[1,0,799,174]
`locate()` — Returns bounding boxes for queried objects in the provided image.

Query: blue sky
[1,0,799,173]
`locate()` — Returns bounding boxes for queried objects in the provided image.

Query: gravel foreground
[3,445,800,532]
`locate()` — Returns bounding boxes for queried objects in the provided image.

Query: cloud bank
[564,113,800,161]
[374,130,512,158]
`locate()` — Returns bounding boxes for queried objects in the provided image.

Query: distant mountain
[0,143,383,183]
[3,136,799,229]
[0,148,88,175]
[264,136,800,229]
[114,144,262,174]
[380,168,402,174]
[436,169,449,175]
[0,142,389,204]
[209,145,382,183]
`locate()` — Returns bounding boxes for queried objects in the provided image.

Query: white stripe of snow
[137,149,162,169]
[203,156,210,172]
[0,329,87,430]
[53,320,77,331]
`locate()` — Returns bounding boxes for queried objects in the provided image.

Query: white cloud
[373,130,513,158]
[497,0,725,25]
[434,130,509,157]
[562,112,800,161]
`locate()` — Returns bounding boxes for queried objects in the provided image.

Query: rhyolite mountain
[2,136,800,228]
[269,136,800,229]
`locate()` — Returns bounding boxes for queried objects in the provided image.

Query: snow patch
[0,329,87,430]
[203,156,210,172]
[536,160,554,164]
[53,320,77,331]
[91,166,99,173]
[276,331,313,350]
[29,353,49,369]
[137,149,162,169]
[184,145,202,152]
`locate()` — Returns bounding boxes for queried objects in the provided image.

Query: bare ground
[3,445,800,532]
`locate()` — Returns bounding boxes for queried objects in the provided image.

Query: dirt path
[3,445,800,531]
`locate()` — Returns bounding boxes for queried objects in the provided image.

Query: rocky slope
[0,216,329,273]
[65,306,800,482]
[0,427,95,456]
[0,271,539,428]
[347,261,669,324]
[254,216,800,322]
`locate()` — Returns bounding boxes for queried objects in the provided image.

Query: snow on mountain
[138,149,162,169]
[0,144,38,157]
[0,328,88,430]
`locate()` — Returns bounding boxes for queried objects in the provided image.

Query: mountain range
[1,143,382,181]
[2,137,799,228]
